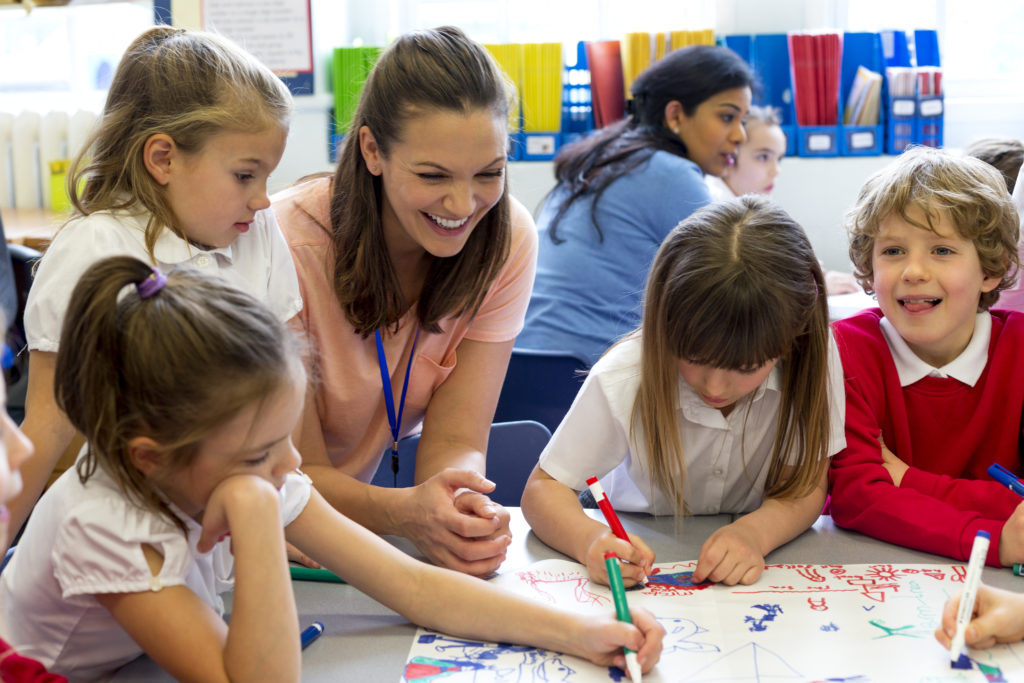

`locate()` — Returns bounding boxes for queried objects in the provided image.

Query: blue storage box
[840,124,883,156]
[780,124,797,158]
[838,32,885,156]
[519,132,561,161]
[749,34,799,156]
[886,96,916,154]
[915,95,944,148]
[796,126,839,157]
[561,41,594,140]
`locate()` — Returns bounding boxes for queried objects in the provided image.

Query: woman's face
[359,108,508,265]
[671,87,752,177]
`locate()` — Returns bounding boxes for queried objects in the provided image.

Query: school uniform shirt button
[196,255,211,268]
[713,467,724,477]
[707,506,719,514]
[149,576,163,591]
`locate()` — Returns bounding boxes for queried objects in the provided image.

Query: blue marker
[301,621,324,650]
[987,463,1024,497]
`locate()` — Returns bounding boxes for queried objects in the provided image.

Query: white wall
[507,155,894,272]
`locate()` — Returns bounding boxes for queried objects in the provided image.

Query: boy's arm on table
[292,373,509,577]
[830,379,1007,566]
[286,489,665,674]
[694,465,828,586]
[880,443,1021,517]
[7,351,77,548]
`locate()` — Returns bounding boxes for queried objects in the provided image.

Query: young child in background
[964,136,1024,195]
[0,257,663,681]
[9,26,302,552]
[964,137,1024,312]
[522,195,846,587]
[706,105,786,201]
[0,351,63,681]
[705,106,858,295]
[829,147,1024,568]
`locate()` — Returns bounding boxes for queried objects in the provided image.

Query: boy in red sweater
[830,146,1024,568]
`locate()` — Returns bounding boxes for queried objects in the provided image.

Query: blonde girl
[0,256,663,682]
[10,26,301,551]
[522,195,846,587]
[707,105,786,199]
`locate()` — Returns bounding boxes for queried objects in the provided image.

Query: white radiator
[0,109,97,210]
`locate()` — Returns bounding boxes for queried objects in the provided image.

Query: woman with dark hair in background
[518,44,754,363]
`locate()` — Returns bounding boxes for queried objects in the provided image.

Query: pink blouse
[272,178,537,480]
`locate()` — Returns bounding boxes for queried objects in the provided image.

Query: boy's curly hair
[846,146,1020,310]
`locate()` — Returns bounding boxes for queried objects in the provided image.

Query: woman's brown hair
[328,26,515,336]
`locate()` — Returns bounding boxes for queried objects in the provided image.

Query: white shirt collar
[879,312,991,387]
[677,364,781,424]
[121,211,235,264]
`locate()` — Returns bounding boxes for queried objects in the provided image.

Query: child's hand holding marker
[602,552,664,681]
[586,477,655,587]
[584,532,653,587]
[935,582,1024,652]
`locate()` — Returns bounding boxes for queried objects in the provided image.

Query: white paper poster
[403,559,1024,682]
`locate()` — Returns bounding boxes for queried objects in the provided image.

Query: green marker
[604,551,642,683]
[289,565,346,584]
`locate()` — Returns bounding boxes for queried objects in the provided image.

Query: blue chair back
[370,420,552,506]
[493,348,589,433]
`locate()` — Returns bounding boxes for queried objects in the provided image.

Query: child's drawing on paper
[402,559,1024,682]
[403,632,578,682]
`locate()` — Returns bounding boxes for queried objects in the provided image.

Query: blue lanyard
[375,326,420,486]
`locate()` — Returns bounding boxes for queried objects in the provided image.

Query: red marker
[587,476,630,543]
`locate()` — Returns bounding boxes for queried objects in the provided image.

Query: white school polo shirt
[26,207,302,352]
[0,464,311,681]
[538,334,846,516]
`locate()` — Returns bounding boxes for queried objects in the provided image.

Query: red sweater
[0,639,66,683]
[830,308,1024,566]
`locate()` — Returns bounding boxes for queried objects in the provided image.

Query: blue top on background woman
[518,44,754,362]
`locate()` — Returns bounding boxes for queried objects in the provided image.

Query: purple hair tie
[136,268,167,300]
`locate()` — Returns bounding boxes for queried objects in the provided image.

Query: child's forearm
[11,352,78,547]
[521,469,607,563]
[222,484,300,683]
[732,478,827,556]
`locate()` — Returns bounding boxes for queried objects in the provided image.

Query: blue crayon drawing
[745,604,783,632]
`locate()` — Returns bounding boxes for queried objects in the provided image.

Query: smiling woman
[271,26,538,577]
